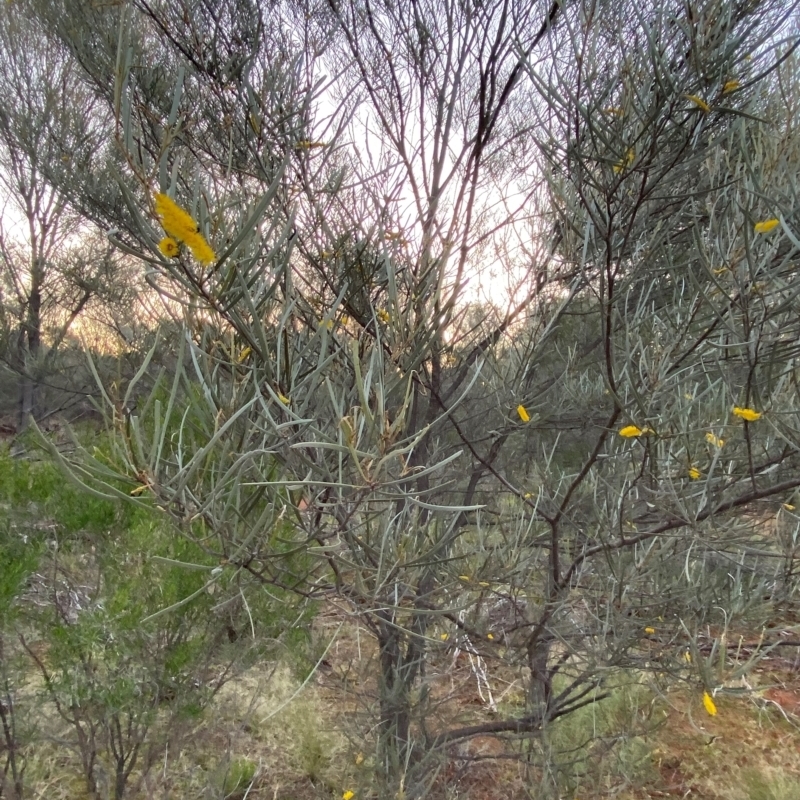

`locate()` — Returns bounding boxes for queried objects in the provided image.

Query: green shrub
[0,446,117,533]
[220,756,258,799]
[741,768,800,800]
[0,443,315,798]
[538,677,658,797]
[0,514,42,800]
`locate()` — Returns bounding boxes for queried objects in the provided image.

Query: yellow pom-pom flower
[688,467,701,480]
[154,193,199,240]
[183,230,216,266]
[705,432,724,448]
[158,237,179,258]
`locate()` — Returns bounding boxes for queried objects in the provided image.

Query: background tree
[0,3,131,430]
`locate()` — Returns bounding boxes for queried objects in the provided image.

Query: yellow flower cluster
[154,193,216,265]
[754,218,779,234]
[732,406,761,421]
[613,148,635,174]
[517,404,530,423]
[703,691,717,716]
[619,425,652,437]
[295,140,327,150]
[686,94,710,113]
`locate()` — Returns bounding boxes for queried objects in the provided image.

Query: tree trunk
[17,260,43,432]
[527,633,554,715]
[377,620,414,795]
